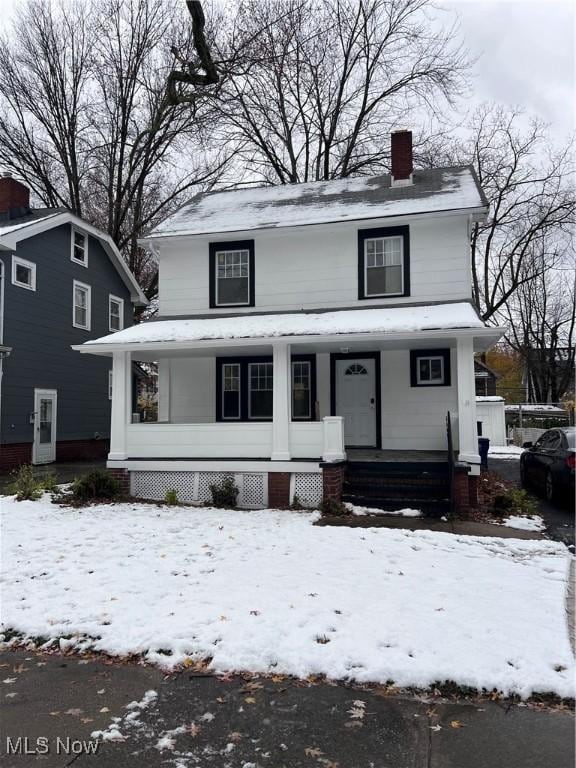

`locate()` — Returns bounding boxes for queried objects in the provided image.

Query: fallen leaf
[65,708,83,716]
[450,720,464,729]
[244,697,256,704]
[99,707,110,713]
[429,725,442,732]
[228,731,243,742]
[188,723,201,737]
[81,717,94,723]
[49,711,60,716]
[304,746,324,757]
[2,678,17,684]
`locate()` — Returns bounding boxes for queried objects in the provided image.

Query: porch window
[292,360,311,419]
[410,349,451,387]
[73,280,91,330]
[358,225,410,299]
[209,240,255,308]
[222,363,241,419]
[249,362,273,419]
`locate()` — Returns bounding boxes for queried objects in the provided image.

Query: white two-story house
[75,131,504,512]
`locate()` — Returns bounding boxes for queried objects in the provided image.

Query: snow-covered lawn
[1,496,574,699]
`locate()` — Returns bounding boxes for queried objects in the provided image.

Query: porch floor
[346,449,448,463]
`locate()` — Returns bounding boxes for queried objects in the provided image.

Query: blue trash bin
[478,437,490,469]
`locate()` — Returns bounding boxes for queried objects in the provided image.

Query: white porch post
[109,350,131,461]
[456,337,480,474]
[158,359,171,422]
[271,341,291,460]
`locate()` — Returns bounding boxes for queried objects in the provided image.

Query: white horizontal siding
[126,423,272,458]
[289,422,323,459]
[158,214,471,316]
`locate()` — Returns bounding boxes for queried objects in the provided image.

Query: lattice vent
[130,470,268,509]
[291,472,322,508]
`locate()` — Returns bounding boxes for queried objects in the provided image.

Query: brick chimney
[391,130,413,186]
[0,173,30,220]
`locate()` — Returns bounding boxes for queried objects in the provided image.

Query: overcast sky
[443,0,575,143]
[0,0,574,144]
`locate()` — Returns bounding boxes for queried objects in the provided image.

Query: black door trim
[330,351,382,449]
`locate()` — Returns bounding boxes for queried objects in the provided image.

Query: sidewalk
[0,649,573,768]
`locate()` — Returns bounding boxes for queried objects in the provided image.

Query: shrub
[40,472,59,493]
[493,488,538,517]
[319,497,348,516]
[7,464,43,501]
[164,489,179,506]
[290,494,305,511]
[209,476,239,509]
[67,470,121,503]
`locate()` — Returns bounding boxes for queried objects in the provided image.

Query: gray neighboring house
[0,175,147,470]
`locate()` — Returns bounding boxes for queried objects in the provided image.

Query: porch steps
[342,461,450,517]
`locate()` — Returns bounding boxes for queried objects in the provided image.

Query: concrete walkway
[0,649,573,768]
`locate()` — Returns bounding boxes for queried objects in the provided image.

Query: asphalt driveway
[489,458,574,547]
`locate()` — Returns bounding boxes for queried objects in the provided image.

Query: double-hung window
[248,362,273,419]
[410,349,450,387]
[209,240,254,308]
[71,227,88,266]
[292,360,312,419]
[222,363,241,419]
[358,225,409,299]
[109,295,124,332]
[11,256,36,291]
[73,280,91,330]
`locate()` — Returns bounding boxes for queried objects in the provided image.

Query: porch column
[158,359,170,422]
[271,341,291,460]
[456,337,480,474]
[109,350,131,461]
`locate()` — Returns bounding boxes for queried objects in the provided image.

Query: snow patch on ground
[502,515,546,533]
[345,503,422,518]
[2,497,574,699]
[489,445,524,459]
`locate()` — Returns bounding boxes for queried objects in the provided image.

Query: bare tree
[0,0,226,301]
[504,237,575,403]
[213,0,469,183]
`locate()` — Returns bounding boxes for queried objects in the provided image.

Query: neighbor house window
[249,362,273,419]
[12,256,36,291]
[71,228,88,266]
[292,360,312,419]
[410,349,451,387]
[109,295,124,332]
[73,280,91,330]
[209,240,254,308]
[358,225,409,299]
[221,363,241,419]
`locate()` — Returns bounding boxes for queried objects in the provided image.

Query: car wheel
[545,470,556,502]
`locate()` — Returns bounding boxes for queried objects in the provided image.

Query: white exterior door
[33,389,57,465]
[335,358,377,447]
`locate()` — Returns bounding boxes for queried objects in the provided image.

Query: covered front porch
[74,303,504,509]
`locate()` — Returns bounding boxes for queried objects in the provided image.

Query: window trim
[72,280,91,331]
[209,240,255,308]
[215,354,316,422]
[247,361,274,420]
[11,255,36,291]
[410,349,451,387]
[109,294,124,332]
[71,226,89,267]
[357,225,410,300]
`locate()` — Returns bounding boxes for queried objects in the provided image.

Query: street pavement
[0,650,573,768]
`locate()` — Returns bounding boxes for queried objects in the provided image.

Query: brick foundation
[268,472,290,508]
[107,468,130,495]
[468,474,479,509]
[0,439,109,471]
[322,462,346,504]
[452,464,471,516]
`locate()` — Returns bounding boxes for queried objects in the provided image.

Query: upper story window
[12,255,36,291]
[71,227,88,266]
[109,294,124,332]
[73,280,91,330]
[209,240,255,308]
[358,225,410,300]
[410,349,451,387]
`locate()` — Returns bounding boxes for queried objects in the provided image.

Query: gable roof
[0,210,147,305]
[144,165,488,241]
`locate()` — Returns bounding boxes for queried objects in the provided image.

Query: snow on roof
[476,396,504,402]
[0,209,64,236]
[146,166,486,239]
[84,302,485,347]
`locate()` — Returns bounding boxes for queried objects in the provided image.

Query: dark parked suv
[520,427,575,503]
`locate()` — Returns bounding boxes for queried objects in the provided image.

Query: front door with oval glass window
[335,358,377,447]
[33,389,57,464]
